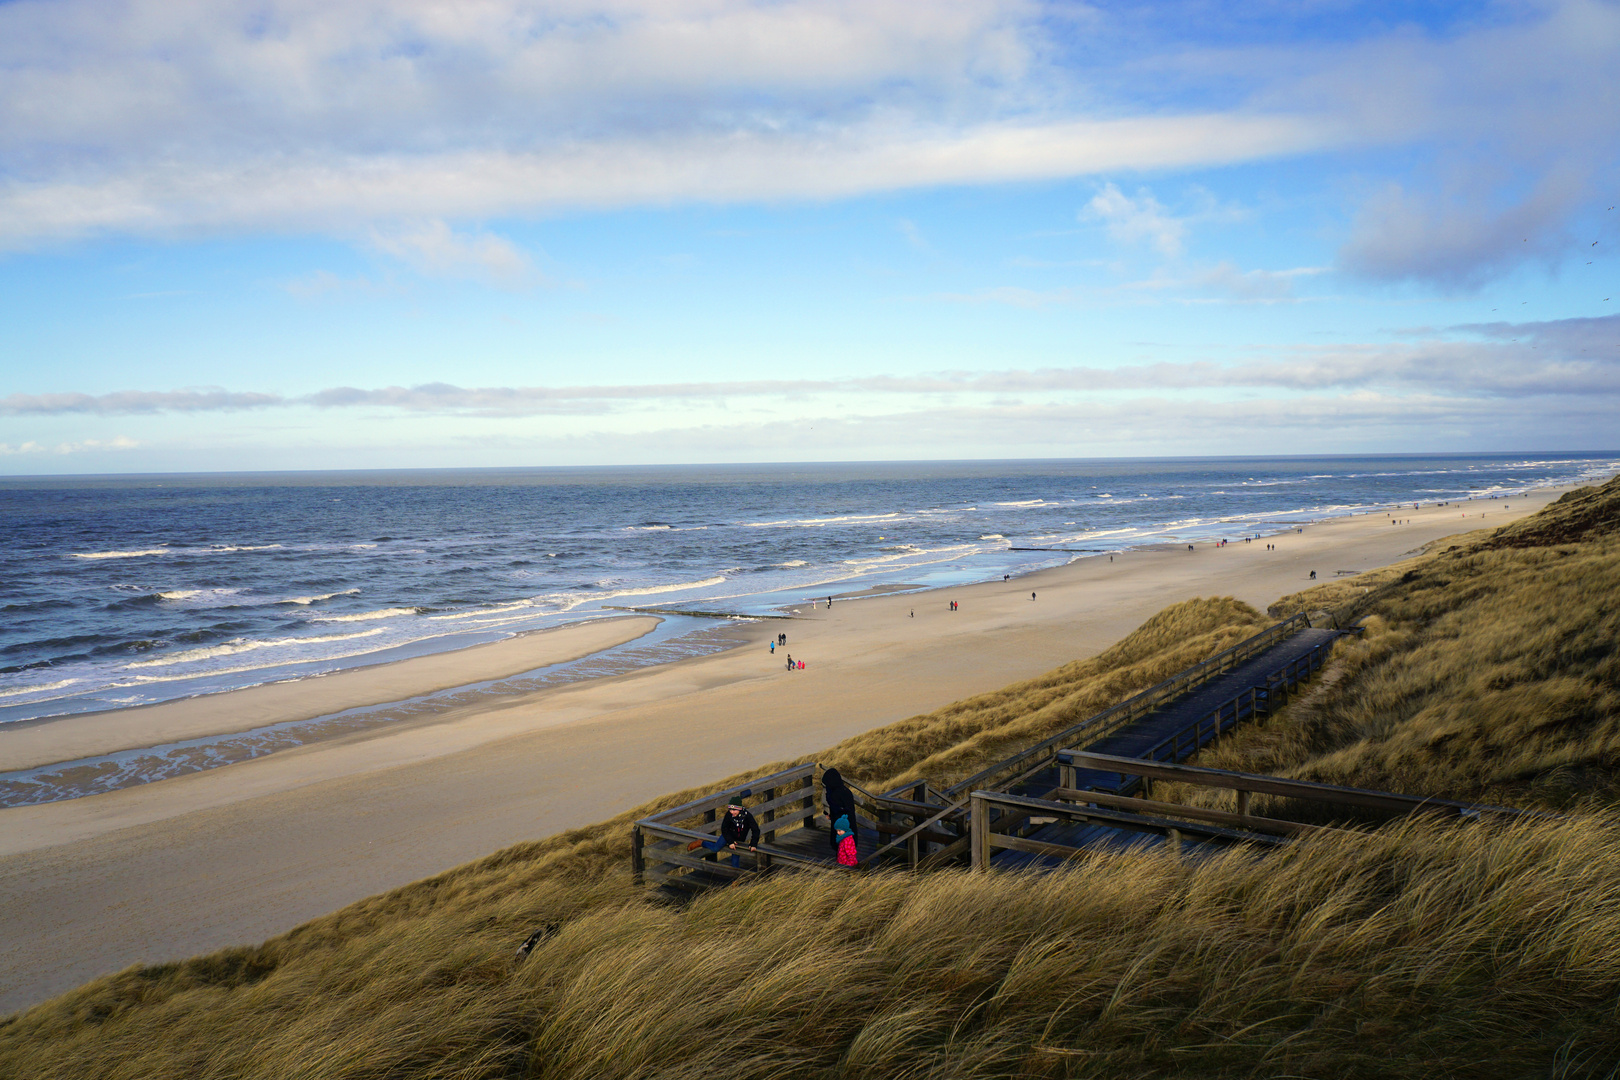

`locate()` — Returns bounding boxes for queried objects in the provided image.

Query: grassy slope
[0,598,1270,1078]
[3,479,1619,1079]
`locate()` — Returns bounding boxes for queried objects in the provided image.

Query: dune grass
[1188,475,1620,814]
[3,478,1619,1079]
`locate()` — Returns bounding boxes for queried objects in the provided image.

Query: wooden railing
[1056,751,1535,821]
[847,778,967,870]
[968,790,1286,868]
[632,616,1341,886]
[968,750,1534,869]
[1100,634,1337,773]
[632,763,819,889]
[941,614,1310,800]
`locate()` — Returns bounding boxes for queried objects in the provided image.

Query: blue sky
[0,0,1616,473]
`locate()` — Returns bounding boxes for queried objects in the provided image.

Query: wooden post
[1237,790,1251,817]
[801,774,815,830]
[970,793,989,870]
[1141,775,1153,799]
[762,785,777,843]
[908,781,927,868]
[631,826,645,885]
[1060,762,1076,791]
[1167,828,1182,856]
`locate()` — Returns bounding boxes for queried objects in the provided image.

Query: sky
[0,0,1616,474]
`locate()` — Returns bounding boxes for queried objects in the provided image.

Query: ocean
[2,453,1615,732]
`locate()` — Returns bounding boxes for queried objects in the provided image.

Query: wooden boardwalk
[633,615,1355,893]
[1038,626,1342,799]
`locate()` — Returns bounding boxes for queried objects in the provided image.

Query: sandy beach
[0,490,1570,1013]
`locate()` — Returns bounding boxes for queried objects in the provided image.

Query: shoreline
[0,483,1593,788]
[0,615,661,774]
[0,481,1598,1013]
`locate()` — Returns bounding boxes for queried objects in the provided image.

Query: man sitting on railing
[689,793,761,868]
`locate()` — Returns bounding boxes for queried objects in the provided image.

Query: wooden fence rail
[968,790,1286,868]
[1056,751,1536,821]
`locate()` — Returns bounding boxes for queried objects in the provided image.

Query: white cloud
[0,0,1611,267]
[0,435,139,455]
[5,315,1616,418]
[370,220,535,283]
[1084,182,1187,256]
[0,113,1326,248]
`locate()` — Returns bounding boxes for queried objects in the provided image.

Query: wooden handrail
[1058,751,1534,818]
[1046,787,1329,837]
[636,820,832,870]
[857,798,968,867]
[642,762,816,825]
[969,790,1285,868]
[1131,637,1335,766]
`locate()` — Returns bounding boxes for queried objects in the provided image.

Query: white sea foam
[123,628,386,668]
[979,534,1005,540]
[0,678,78,699]
[426,600,537,622]
[158,588,244,604]
[775,560,808,568]
[742,512,902,528]
[993,499,1044,507]
[277,588,361,605]
[71,544,282,560]
[120,636,425,685]
[313,606,423,623]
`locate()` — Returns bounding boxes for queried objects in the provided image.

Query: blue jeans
[702,837,743,868]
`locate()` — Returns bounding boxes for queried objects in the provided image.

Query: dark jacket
[720,806,760,847]
[822,768,858,854]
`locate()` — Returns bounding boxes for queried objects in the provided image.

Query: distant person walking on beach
[1031,591,1036,601]
[785,653,794,670]
[770,640,775,655]
[822,768,859,867]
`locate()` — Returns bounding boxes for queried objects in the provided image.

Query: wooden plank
[1048,788,1326,837]
[987,832,1095,862]
[972,790,1285,846]
[916,835,970,869]
[642,847,748,876]
[642,763,817,824]
[1059,751,1528,817]
[642,867,734,892]
[873,821,959,845]
[747,785,823,818]
[641,822,835,872]
[650,795,818,839]
[970,794,989,869]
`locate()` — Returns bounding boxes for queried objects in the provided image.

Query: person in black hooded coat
[822,768,859,866]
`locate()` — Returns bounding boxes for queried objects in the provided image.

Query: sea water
[2,453,1615,727]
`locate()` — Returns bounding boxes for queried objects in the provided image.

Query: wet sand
[0,490,1571,1014]
[0,616,661,774]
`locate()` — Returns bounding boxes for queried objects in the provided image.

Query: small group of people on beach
[769,630,805,669]
[692,768,860,869]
